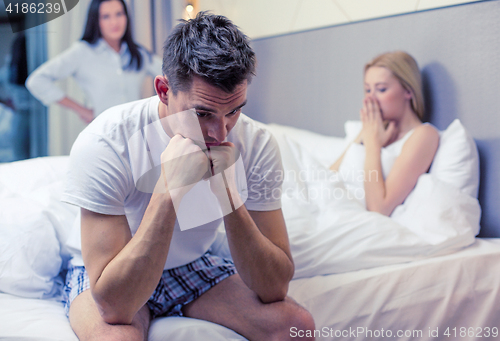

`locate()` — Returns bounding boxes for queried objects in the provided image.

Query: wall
[197,0,484,39]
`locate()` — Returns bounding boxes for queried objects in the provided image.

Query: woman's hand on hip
[75,106,94,124]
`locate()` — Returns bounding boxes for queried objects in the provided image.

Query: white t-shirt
[62,96,283,269]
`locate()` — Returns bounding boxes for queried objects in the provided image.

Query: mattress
[288,238,500,341]
[1,238,499,340]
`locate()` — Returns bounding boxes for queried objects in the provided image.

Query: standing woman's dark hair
[81,0,143,70]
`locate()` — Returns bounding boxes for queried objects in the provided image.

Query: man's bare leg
[183,274,315,341]
[68,290,151,341]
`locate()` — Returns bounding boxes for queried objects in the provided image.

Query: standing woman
[26,0,162,123]
[330,51,440,216]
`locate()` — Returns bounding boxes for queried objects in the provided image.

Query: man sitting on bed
[61,11,315,341]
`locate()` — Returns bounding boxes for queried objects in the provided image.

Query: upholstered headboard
[245,0,500,237]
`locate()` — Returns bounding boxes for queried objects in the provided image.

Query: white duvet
[265,122,480,279]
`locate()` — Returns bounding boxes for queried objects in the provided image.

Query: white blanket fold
[283,140,479,279]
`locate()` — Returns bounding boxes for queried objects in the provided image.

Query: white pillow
[0,156,77,299]
[30,180,79,261]
[0,156,77,246]
[0,196,63,299]
[0,156,70,194]
[430,119,479,198]
[264,123,347,221]
[265,123,346,169]
[343,120,362,142]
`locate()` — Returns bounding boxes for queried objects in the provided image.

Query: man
[62,12,315,340]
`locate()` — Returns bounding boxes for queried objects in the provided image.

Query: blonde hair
[364,51,425,121]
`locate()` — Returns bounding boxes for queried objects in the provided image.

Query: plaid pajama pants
[63,252,236,318]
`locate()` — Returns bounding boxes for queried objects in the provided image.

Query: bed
[2,237,499,341]
[1,237,500,341]
[2,1,500,340]
[0,118,499,341]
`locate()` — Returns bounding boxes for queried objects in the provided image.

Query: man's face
[165,76,248,147]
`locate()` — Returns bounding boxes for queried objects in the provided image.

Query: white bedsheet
[289,238,500,341]
[270,124,480,278]
[0,293,77,341]
[0,293,245,341]
[1,239,499,341]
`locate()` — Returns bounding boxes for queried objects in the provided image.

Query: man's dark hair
[162,12,256,94]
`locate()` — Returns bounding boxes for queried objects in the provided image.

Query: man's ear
[155,76,170,105]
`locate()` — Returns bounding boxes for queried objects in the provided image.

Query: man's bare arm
[81,135,210,324]
[223,208,294,303]
[207,142,294,302]
[81,192,176,325]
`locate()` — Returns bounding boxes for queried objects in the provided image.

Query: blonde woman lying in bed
[330,51,439,216]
